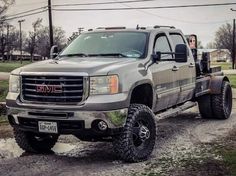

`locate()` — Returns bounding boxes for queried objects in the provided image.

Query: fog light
[98,121,108,131]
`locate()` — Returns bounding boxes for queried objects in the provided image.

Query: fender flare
[209,76,229,94]
[127,79,155,110]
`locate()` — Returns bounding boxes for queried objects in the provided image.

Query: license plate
[38,121,58,134]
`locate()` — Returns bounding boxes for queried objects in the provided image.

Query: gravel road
[0,102,235,176]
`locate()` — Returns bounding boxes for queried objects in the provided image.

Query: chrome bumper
[7,107,128,129]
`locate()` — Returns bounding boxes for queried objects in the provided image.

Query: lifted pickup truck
[6,26,232,162]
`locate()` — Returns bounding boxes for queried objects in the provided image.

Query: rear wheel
[211,81,232,119]
[112,104,156,162]
[198,95,213,119]
[14,127,58,153]
[198,81,232,120]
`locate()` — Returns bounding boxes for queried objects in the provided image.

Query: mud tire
[14,127,58,153]
[198,95,214,119]
[211,81,232,119]
[198,81,232,120]
[112,104,156,162]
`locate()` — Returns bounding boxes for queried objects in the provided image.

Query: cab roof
[85,25,182,34]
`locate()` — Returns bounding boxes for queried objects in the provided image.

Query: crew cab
[6,26,232,162]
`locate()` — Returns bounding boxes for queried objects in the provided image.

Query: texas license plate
[38,121,58,134]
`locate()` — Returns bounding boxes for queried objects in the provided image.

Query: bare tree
[25,18,42,62]
[0,0,14,19]
[36,26,66,58]
[6,25,18,60]
[0,0,15,61]
[214,23,234,52]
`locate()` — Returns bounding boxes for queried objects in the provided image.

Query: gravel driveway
[0,101,235,176]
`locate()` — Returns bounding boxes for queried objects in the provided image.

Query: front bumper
[8,108,128,134]
[7,89,130,134]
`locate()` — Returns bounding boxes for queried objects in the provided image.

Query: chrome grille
[21,75,85,103]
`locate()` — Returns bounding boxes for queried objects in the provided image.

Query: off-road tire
[198,95,214,119]
[112,104,156,162]
[14,127,58,153]
[211,81,232,119]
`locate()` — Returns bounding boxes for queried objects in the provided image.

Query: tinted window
[154,35,172,59]
[170,33,185,49]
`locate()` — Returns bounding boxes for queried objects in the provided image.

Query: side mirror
[175,44,188,62]
[151,52,161,63]
[50,45,58,59]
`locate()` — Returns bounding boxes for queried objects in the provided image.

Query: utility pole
[230,9,236,69]
[6,24,10,61]
[233,19,235,69]
[18,19,25,64]
[48,0,53,47]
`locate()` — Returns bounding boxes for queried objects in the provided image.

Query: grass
[0,80,8,102]
[222,150,236,176]
[211,62,232,70]
[0,116,7,123]
[0,61,31,72]
[226,75,236,88]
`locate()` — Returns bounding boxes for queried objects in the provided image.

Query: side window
[154,35,173,59]
[170,33,185,49]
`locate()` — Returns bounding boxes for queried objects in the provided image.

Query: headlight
[9,75,20,93]
[90,75,119,95]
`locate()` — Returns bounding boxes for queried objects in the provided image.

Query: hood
[11,57,139,76]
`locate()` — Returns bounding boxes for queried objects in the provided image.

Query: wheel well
[130,84,153,109]
[223,76,230,83]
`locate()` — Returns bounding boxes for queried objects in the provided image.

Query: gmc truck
[6,26,232,162]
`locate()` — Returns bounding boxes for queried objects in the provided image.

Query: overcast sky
[5,0,236,47]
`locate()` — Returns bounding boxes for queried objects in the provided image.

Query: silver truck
[6,26,232,162]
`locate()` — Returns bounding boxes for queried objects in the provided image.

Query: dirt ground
[0,102,235,175]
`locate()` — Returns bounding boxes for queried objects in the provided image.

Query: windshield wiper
[88,53,128,58]
[59,53,88,57]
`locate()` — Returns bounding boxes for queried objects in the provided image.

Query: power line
[6,6,47,18]
[128,7,231,24]
[113,0,230,25]
[52,2,236,11]
[116,1,232,24]
[1,9,48,22]
[10,1,47,7]
[53,0,159,7]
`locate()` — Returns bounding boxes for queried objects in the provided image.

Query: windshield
[59,31,148,58]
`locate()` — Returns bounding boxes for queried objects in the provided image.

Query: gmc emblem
[36,85,63,93]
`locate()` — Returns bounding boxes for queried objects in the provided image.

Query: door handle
[189,63,195,68]
[172,66,179,71]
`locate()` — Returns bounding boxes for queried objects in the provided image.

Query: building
[2,50,43,61]
[197,49,231,62]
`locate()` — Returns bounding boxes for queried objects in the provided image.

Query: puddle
[0,138,23,159]
[0,138,76,159]
[52,143,76,153]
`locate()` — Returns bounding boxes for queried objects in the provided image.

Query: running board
[155,101,197,120]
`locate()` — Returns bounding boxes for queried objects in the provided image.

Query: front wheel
[14,127,58,153]
[112,104,156,162]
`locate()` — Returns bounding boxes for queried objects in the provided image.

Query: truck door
[169,33,196,104]
[150,33,180,112]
